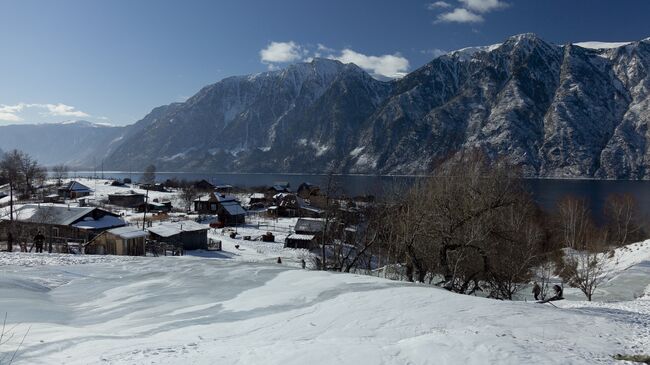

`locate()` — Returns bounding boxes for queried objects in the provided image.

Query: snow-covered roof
[62,181,92,193]
[220,201,246,216]
[71,215,127,230]
[7,204,92,225]
[295,218,325,233]
[250,193,265,199]
[286,234,315,241]
[109,190,144,197]
[194,193,238,203]
[148,220,208,238]
[106,226,149,239]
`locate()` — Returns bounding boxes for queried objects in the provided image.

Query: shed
[284,234,317,249]
[148,220,209,250]
[108,190,145,208]
[294,218,325,235]
[58,181,92,199]
[86,226,148,256]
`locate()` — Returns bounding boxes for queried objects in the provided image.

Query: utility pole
[142,187,149,231]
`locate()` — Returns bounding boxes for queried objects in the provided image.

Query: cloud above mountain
[0,103,91,123]
[432,0,508,24]
[259,41,409,79]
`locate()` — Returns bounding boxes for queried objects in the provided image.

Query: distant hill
[0,121,127,168]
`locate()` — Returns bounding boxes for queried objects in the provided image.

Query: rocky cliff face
[3,34,650,178]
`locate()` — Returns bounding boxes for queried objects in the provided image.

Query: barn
[147,220,209,250]
[86,226,148,256]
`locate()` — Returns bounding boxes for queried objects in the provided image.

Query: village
[0,175,368,268]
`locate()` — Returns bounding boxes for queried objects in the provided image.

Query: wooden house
[194,179,215,192]
[266,182,290,199]
[0,204,126,247]
[248,193,267,209]
[58,181,92,199]
[85,226,148,256]
[297,182,321,199]
[271,193,324,218]
[108,190,145,208]
[148,220,208,250]
[284,234,317,249]
[136,201,172,213]
[194,193,246,226]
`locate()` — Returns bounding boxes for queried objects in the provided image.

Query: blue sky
[1,0,649,126]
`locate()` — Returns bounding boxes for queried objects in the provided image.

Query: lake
[69,171,650,219]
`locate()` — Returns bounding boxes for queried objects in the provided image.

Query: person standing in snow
[276,257,282,264]
[532,282,542,300]
[34,231,45,253]
[6,231,13,252]
[551,284,563,300]
[301,259,306,269]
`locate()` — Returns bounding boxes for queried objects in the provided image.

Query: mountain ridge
[2,33,650,178]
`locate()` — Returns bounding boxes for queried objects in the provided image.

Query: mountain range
[1,33,649,178]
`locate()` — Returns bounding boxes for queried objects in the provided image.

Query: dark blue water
[69,171,650,218]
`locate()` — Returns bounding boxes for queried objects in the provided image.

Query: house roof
[294,218,325,233]
[270,185,290,192]
[194,193,238,203]
[250,193,265,199]
[109,190,144,197]
[106,226,149,239]
[6,204,124,228]
[62,181,92,193]
[148,220,208,238]
[220,201,246,216]
[72,215,126,230]
[286,234,315,241]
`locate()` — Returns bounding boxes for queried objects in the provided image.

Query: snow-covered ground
[1,237,649,364]
[2,180,650,363]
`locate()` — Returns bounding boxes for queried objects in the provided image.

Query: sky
[0,0,649,126]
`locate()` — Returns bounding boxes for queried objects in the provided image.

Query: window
[52,227,60,238]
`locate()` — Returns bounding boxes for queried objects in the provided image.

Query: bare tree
[559,226,608,301]
[375,152,547,298]
[603,193,644,247]
[1,150,24,252]
[556,196,591,250]
[51,164,69,187]
[180,185,199,212]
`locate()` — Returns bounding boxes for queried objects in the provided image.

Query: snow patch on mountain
[574,41,632,49]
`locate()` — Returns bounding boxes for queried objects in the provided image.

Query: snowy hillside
[1,247,649,364]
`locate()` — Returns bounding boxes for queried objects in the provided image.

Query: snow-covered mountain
[2,33,650,177]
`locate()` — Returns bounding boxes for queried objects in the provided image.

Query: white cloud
[260,41,304,64]
[43,103,89,118]
[258,42,410,80]
[436,8,484,23]
[332,49,410,79]
[0,103,26,121]
[0,102,90,122]
[421,48,448,58]
[458,0,507,13]
[428,1,452,9]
